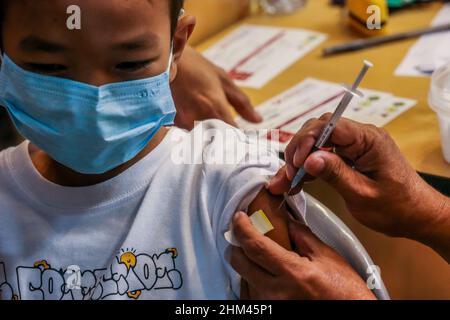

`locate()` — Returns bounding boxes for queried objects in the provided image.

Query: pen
[323,23,450,56]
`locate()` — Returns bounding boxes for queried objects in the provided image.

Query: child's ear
[169,14,196,82]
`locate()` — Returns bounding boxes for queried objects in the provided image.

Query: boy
[0,0,305,300]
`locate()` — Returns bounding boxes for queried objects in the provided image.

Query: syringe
[281,60,373,206]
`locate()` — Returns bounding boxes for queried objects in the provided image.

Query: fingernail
[286,165,296,180]
[234,211,245,222]
[316,157,325,171]
[254,112,263,122]
[305,155,325,173]
[293,148,301,167]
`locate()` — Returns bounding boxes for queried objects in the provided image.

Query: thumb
[267,165,291,195]
[304,151,370,199]
[222,75,263,124]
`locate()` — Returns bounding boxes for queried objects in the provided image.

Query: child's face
[2,0,179,86]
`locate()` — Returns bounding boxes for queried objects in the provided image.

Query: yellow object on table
[347,0,389,36]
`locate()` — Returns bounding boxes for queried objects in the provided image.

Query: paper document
[236,78,417,151]
[395,5,450,77]
[203,24,327,89]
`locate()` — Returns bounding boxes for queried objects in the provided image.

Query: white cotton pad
[224,210,274,247]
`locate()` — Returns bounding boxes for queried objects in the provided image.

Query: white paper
[236,78,417,151]
[203,24,327,89]
[395,5,450,77]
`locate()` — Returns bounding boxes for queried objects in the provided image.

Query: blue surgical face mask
[0,53,176,174]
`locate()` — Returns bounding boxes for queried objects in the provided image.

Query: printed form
[236,78,417,151]
[203,24,327,89]
[395,5,450,77]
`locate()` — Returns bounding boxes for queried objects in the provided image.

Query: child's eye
[115,60,152,72]
[26,63,67,74]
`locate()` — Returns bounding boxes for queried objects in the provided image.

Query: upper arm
[239,188,293,299]
[247,188,292,251]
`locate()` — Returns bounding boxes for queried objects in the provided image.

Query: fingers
[232,212,303,275]
[176,93,238,127]
[187,90,239,127]
[267,165,310,196]
[284,119,326,180]
[171,47,252,128]
[303,150,375,200]
[267,166,291,195]
[263,117,328,195]
[277,116,385,192]
[221,72,263,123]
[230,246,276,290]
[283,116,376,175]
[322,117,386,164]
[215,102,238,127]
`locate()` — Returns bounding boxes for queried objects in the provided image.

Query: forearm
[423,194,450,263]
[410,185,450,263]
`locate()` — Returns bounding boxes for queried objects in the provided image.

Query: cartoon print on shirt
[0,247,183,300]
[0,262,18,300]
[119,249,142,299]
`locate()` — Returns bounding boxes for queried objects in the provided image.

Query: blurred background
[187,0,450,300]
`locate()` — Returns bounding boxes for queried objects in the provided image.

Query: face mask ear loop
[167,43,174,74]
[166,7,185,74]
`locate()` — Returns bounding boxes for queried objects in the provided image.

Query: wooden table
[196,0,450,299]
[197,0,450,179]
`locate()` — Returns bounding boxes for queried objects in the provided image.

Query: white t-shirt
[0,120,305,300]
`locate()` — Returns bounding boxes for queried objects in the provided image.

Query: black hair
[170,0,185,37]
[0,0,185,46]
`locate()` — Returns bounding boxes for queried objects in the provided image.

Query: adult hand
[171,46,262,130]
[267,115,450,260]
[230,212,376,300]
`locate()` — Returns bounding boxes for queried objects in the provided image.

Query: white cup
[429,64,450,164]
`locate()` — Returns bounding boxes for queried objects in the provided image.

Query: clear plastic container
[259,0,307,15]
[428,64,450,163]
